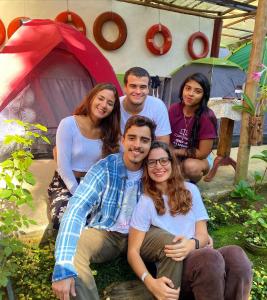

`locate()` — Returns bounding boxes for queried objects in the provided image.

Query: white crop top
[56,116,102,194]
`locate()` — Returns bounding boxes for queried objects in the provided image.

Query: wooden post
[211,18,223,57]
[235,0,267,183]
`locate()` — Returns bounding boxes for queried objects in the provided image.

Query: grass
[212,224,267,270]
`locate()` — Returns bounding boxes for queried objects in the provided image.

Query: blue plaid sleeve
[52,161,106,281]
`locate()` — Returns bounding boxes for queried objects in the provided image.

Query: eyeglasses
[147,157,171,168]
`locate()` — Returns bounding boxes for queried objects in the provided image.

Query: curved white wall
[0,0,214,76]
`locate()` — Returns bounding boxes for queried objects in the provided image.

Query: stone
[102,280,154,300]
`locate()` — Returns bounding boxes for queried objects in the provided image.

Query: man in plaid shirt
[52,115,156,300]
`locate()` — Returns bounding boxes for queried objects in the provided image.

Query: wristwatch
[190,237,200,249]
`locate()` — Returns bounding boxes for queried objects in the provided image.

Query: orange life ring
[93,12,127,51]
[55,11,86,35]
[0,19,6,46]
[145,24,172,56]
[7,17,31,38]
[187,32,209,59]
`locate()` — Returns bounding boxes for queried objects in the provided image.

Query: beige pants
[73,226,183,300]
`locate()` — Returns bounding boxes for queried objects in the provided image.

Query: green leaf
[4,246,12,257]
[0,189,12,199]
[251,154,267,162]
[25,172,36,185]
[243,94,256,114]
[253,171,263,182]
[41,135,50,144]
[0,159,14,168]
[232,105,254,115]
[33,123,48,132]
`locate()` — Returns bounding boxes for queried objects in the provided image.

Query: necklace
[183,114,193,135]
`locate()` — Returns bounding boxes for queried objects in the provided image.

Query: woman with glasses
[128,141,252,300]
[169,73,217,183]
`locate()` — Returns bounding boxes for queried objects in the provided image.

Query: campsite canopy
[228,37,267,72]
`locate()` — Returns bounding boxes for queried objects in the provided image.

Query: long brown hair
[143,141,192,216]
[74,83,121,157]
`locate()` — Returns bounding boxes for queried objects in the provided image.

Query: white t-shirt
[130,182,209,238]
[109,169,143,234]
[120,95,171,137]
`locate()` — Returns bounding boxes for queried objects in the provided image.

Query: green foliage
[251,149,267,163]
[11,243,57,300]
[251,267,267,300]
[232,93,256,116]
[203,198,245,231]
[244,205,267,248]
[230,178,264,202]
[0,120,49,291]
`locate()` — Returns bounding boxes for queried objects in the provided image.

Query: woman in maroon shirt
[169,73,217,183]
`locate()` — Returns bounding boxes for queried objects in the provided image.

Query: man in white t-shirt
[120,67,171,144]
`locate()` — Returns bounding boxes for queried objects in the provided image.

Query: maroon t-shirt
[169,102,217,149]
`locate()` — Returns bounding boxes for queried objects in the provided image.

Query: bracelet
[141,271,149,282]
[190,237,200,249]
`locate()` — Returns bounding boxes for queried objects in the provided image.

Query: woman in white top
[48,83,121,229]
[128,141,252,300]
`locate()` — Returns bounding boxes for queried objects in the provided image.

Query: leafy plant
[11,242,57,300]
[232,64,267,116]
[244,205,267,248]
[230,177,264,203]
[232,93,256,116]
[203,198,245,231]
[250,266,267,300]
[231,149,267,203]
[0,119,49,296]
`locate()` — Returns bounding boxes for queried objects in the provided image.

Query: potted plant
[232,63,267,145]
[243,205,267,255]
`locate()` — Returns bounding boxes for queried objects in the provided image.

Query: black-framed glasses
[147,157,171,168]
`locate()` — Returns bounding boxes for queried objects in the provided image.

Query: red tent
[0,19,122,112]
[0,19,122,156]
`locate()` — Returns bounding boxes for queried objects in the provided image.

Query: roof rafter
[116,0,256,19]
[200,0,257,12]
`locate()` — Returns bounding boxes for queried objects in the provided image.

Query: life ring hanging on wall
[0,19,6,46]
[145,24,172,56]
[187,32,209,60]
[93,11,127,51]
[7,17,31,38]
[55,11,86,35]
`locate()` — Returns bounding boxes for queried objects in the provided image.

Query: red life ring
[7,17,30,38]
[0,19,6,46]
[146,24,172,56]
[187,32,209,59]
[93,12,127,51]
[55,11,86,35]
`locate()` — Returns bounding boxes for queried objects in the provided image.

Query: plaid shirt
[52,153,142,282]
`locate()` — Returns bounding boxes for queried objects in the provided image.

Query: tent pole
[234,0,267,183]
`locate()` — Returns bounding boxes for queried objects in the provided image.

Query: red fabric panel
[0,19,122,112]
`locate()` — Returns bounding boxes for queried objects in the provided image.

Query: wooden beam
[201,0,257,12]
[226,27,253,33]
[221,0,256,16]
[116,0,256,19]
[235,0,267,182]
[223,15,255,27]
